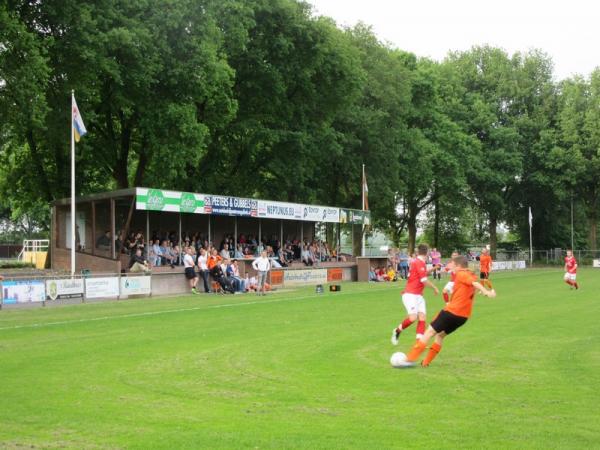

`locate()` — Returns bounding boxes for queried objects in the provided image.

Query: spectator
[234,244,244,259]
[369,266,378,282]
[301,245,313,266]
[398,251,409,279]
[129,248,150,273]
[183,247,199,294]
[96,230,111,251]
[160,240,175,268]
[149,239,161,267]
[252,250,271,296]
[210,257,234,294]
[197,248,211,293]
[220,243,231,260]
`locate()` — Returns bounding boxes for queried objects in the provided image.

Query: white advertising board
[1,280,45,304]
[301,206,340,223]
[491,260,527,271]
[257,200,303,220]
[85,277,120,299]
[593,259,600,268]
[46,278,84,300]
[120,276,152,296]
[283,268,328,285]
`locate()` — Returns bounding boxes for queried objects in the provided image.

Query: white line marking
[0,270,563,332]
[0,286,396,332]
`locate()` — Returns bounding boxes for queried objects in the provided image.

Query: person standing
[183,247,199,294]
[197,248,211,293]
[252,250,271,296]
[430,247,442,281]
[479,248,493,289]
[391,244,439,345]
[564,249,579,289]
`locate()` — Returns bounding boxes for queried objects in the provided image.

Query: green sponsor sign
[146,189,165,211]
[136,189,205,213]
[180,192,197,213]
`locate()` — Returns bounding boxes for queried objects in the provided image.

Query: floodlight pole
[571,194,574,250]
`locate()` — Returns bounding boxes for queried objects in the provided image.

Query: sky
[307,0,598,80]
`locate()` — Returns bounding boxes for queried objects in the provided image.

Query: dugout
[50,187,370,276]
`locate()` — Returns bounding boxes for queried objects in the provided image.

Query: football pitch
[1,269,598,449]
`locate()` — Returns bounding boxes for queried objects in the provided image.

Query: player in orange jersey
[564,250,579,290]
[405,255,496,367]
[479,248,493,289]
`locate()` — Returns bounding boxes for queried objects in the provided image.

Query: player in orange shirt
[479,248,493,289]
[405,255,496,367]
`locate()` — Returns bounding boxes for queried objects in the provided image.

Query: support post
[70,91,76,276]
[91,201,96,256]
[178,213,182,265]
[234,217,238,256]
[110,198,116,259]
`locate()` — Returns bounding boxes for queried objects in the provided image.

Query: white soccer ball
[390,352,408,367]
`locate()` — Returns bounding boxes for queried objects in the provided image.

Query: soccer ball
[390,352,408,367]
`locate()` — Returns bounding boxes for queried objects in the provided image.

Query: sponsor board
[283,268,328,285]
[120,276,152,296]
[85,277,120,299]
[204,195,258,217]
[257,201,302,220]
[1,280,45,304]
[327,268,343,282]
[593,259,600,268]
[270,270,284,285]
[136,188,206,214]
[46,278,84,301]
[491,260,527,271]
[301,206,340,223]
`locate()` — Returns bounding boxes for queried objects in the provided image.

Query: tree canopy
[1,0,599,252]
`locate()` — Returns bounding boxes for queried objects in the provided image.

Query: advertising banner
[204,195,258,217]
[46,278,84,301]
[120,276,152,296]
[85,277,120,299]
[270,270,284,285]
[283,268,328,285]
[1,280,45,304]
[593,259,600,268]
[327,268,343,282]
[491,260,527,271]
[301,205,340,223]
[257,201,302,220]
[136,188,206,214]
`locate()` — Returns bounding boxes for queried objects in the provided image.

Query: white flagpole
[361,164,365,257]
[71,90,76,276]
[529,207,533,268]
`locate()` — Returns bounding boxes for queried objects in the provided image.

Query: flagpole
[529,207,533,268]
[71,90,76,276]
[361,164,365,257]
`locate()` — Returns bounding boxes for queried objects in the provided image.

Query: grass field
[1,269,599,449]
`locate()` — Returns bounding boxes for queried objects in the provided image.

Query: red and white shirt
[565,256,577,274]
[403,258,428,295]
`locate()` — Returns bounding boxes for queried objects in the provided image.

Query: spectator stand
[50,187,371,289]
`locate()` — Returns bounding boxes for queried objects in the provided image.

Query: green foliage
[0,260,35,269]
[0,0,598,250]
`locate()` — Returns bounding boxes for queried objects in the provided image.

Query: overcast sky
[307,0,598,80]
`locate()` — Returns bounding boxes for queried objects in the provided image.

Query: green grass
[1,269,599,449]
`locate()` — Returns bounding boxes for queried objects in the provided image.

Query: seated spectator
[160,240,175,268]
[96,230,111,251]
[376,267,387,282]
[369,266,378,282]
[171,245,182,266]
[149,239,161,267]
[210,257,235,294]
[301,245,314,266]
[129,248,150,273]
[234,244,244,259]
[386,265,397,282]
[220,243,231,260]
[226,260,246,293]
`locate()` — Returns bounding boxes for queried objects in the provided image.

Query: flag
[72,96,87,142]
[362,165,369,211]
[528,207,533,228]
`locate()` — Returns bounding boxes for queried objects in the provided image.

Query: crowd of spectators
[369,247,450,282]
